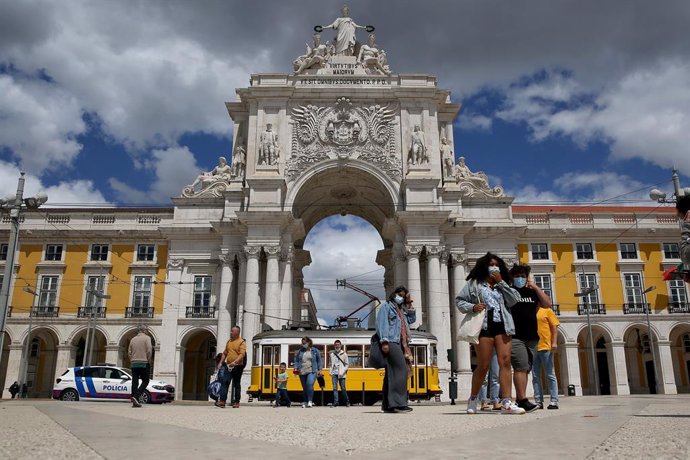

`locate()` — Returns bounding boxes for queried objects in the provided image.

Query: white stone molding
[405,245,424,257]
[243,245,262,258]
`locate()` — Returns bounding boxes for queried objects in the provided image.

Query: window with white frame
[620,243,638,260]
[533,274,553,300]
[663,243,680,259]
[38,276,59,306]
[531,243,549,260]
[133,276,152,308]
[576,243,594,260]
[0,243,8,261]
[623,273,644,305]
[669,279,688,305]
[193,276,212,307]
[90,244,109,262]
[578,273,599,304]
[136,244,155,262]
[45,244,63,261]
[85,276,105,307]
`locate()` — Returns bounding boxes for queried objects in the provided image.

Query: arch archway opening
[669,325,690,394]
[71,329,107,367]
[623,325,660,394]
[577,327,614,396]
[118,329,157,376]
[181,329,216,400]
[22,328,59,398]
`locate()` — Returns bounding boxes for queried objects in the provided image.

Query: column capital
[264,245,282,258]
[425,245,444,258]
[219,252,236,266]
[405,244,424,257]
[244,245,262,258]
[450,252,467,266]
[167,258,184,270]
[281,247,295,262]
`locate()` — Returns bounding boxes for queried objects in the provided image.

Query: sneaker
[130,396,142,408]
[301,403,306,408]
[397,406,413,413]
[491,403,502,411]
[466,396,478,414]
[307,401,313,408]
[232,402,240,409]
[480,402,490,411]
[547,402,559,410]
[535,402,544,410]
[501,399,526,415]
[517,399,539,413]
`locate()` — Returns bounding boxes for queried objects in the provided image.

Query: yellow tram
[247,329,441,405]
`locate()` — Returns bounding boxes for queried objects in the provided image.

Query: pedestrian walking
[294,336,322,408]
[213,353,231,408]
[274,362,291,407]
[509,264,551,413]
[376,285,416,414]
[533,303,561,409]
[219,326,247,408]
[128,324,152,408]
[455,252,525,415]
[9,381,20,399]
[329,340,349,407]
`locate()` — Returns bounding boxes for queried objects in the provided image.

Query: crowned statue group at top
[182,4,500,198]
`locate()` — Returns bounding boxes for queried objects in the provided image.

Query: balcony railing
[623,303,650,314]
[77,306,107,318]
[552,304,560,316]
[125,307,154,318]
[6,306,11,317]
[185,306,216,318]
[31,306,59,317]
[668,302,690,314]
[577,303,606,315]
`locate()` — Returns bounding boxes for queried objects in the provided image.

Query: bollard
[568,384,576,396]
[448,372,457,405]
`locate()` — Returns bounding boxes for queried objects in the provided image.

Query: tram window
[324,345,331,369]
[415,347,427,365]
[274,345,281,365]
[430,345,438,366]
[347,346,363,368]
[314,345,326,368]
[364,345,371,367]
[252,344,259,366]
[288,345,301,368]
[263,347,273,366]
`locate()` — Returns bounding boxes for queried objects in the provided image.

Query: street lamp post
[0,172,48,365]
[21,287,38,388]
[575,285,600,395]
[84,287,110,366]
[642,285,659,393]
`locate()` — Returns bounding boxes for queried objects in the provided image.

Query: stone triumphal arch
[158,7,515,396]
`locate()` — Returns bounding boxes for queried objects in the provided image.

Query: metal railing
[185,306,216,318]
[623,303,650,314]
[77,306,107,318]
[31,306,59,317]
[668,302,690,314]
[125,307,154,318]
[577,303,606,315]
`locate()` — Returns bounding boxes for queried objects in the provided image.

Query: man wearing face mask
[508,264,551,413]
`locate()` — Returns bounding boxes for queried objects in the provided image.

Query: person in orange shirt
[532,306,560,409]
[218,326,247,408]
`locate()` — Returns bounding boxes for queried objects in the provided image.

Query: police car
[52,365,175,404]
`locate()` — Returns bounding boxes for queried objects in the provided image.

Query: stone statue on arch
[258,123,280,166]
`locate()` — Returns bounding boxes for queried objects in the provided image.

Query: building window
[623,273,644,304]
[620,243,638,260]
[669,279,688,305]
[38,276,59,306]
[136,244,155,262]
[0,274,4,292]
[90,244,109,261]
[640,334,651,354]
[193,276,212,307]
[576,243,594,260]
[85,276,105,307]
[533,274,553,300]
[0,243,8,261]
[133,276,152,308]
[531,243,549,260]
[663,243,680,259]
[30,337,40,358]
[578,273,599,304]
[683,334,690,353]
[45,244,64,261]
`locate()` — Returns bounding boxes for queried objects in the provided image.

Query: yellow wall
[552,244,578,313]
[595,243,624,312]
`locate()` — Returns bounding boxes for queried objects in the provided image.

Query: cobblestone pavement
[2,395,689,459]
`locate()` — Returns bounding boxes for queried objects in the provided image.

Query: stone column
[54,345,74,381]
[405,245,423,329]
[394,252,407,291]
[263,245,282,331]
[657,340,678,395]
[450,253,472,395]
[217,252,236,348]
[2,344,24,396]
[105,344,119,366]
[426,245,450,371]
[564,342,583,396]
[280,248,294,329]
[376,249,394,295]
[236,254,247,329]
[609,342,630,395]
[158,258,184,386]
[241,245,262,371]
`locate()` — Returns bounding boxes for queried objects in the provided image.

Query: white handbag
[457,309,486,344]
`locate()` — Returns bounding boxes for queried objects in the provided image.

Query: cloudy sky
[2,0,689,323]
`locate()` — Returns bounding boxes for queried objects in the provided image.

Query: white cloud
[0,160,108,206]
[458,112,493,132]
[108,146,201,204]
[497,63,690,174]
[303,215,385,324]
[0,74,85,173]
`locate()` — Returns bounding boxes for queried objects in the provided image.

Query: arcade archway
[180,328,216,400]
[623,324,660,394]
[577,326,615,395]
[670,323,690,393]
[23,328,59,398]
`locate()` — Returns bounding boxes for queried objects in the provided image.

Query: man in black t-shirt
[509,264,552,413]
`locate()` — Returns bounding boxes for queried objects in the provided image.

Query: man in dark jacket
[9,381,20,399]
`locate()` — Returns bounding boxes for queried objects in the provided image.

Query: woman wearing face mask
[376,285,416,413]
[455,252,524,414]
[329,340,350,407]
[294,336,322,408]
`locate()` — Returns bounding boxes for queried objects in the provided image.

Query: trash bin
[568,384,576,396]
[448,379,458,400]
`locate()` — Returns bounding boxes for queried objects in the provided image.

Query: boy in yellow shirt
[533,306,560,409]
